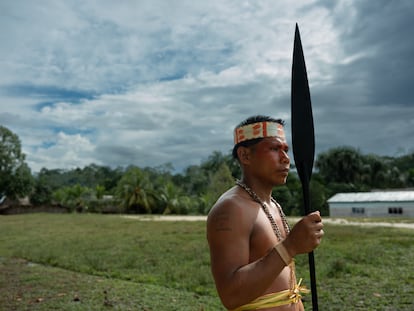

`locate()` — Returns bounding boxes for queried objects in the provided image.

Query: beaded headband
[234,121,285,145]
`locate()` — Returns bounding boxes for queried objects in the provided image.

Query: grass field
[0,214,413,310]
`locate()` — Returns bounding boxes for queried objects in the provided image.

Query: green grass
[0,214,413,310]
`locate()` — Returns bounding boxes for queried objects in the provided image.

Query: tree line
[1,125,414,215]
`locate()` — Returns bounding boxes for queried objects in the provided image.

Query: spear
[291,23,319,310]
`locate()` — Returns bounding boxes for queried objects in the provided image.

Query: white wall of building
[329,201,414,217]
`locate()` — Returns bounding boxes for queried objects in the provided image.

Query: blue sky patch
[3,84,96,103]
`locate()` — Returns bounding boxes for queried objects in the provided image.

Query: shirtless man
[207,115,324,311]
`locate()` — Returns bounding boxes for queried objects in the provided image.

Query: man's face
[249,137,290,185]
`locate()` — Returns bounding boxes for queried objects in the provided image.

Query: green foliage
[24,147,414,216]
[180,164,210,195]
[52,184,92,212]
[310,179,329,216]
[315,146,412,190]
[0,125,33,198]
[316,146,365,184]
[156,181,188,214]
[35,165,123,193]
[4,119,414,217]
[95,184,105,199]
[30,178,53,205]
[204,162,235,211]
[115,166,156,213]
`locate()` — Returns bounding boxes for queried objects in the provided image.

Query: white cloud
[27,132,97,171]
[1,0,413,173]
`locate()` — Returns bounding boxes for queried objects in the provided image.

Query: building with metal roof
[327,191,414,217]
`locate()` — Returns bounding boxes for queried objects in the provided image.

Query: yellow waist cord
[229,279,310,311]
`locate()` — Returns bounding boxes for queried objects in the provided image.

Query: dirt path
[122,215,414,229]
[321,218,414,229]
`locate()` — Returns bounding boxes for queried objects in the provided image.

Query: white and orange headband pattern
[234,121,285,145]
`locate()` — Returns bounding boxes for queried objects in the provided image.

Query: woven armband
[274,242,292,266]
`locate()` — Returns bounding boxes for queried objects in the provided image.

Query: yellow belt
[229,279,309,311]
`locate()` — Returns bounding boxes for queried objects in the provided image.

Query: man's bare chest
[249,208,288,262]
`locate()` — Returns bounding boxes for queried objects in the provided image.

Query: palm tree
[52,184,91,212]
[115,166,155,213]
[156,181,185,214]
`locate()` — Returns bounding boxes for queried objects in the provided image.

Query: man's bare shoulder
[208,186,245,216]
[207,186,258,234]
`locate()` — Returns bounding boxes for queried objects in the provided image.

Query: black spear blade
[291,23,315,192]
[291,23,319,311]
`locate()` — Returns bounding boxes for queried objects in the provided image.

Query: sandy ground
[121,215,414,229]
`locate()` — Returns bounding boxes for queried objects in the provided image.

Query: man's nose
[280,150,290,163]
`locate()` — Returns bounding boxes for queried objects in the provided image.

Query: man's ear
[237,146,251,164]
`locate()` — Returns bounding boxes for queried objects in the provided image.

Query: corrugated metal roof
[328,191,414,203]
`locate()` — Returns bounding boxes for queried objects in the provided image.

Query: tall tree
[156,181,188,214]
[207,162,234,203]
[115,166,155,213]
[0,125,33,199]
[315,146,364,184]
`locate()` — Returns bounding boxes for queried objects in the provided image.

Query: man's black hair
[232,115,284,160]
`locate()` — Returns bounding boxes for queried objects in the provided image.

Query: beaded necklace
[236,180,290,240]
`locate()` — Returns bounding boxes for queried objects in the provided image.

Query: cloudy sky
[1,0,413,173]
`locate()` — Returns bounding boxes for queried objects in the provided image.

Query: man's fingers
[307,211,322,223]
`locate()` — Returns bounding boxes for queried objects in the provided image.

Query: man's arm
[207,200,287,310]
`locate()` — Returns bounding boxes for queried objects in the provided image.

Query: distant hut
[328,190,414,217]
[0,195,32,214]
[0,194,67,214]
